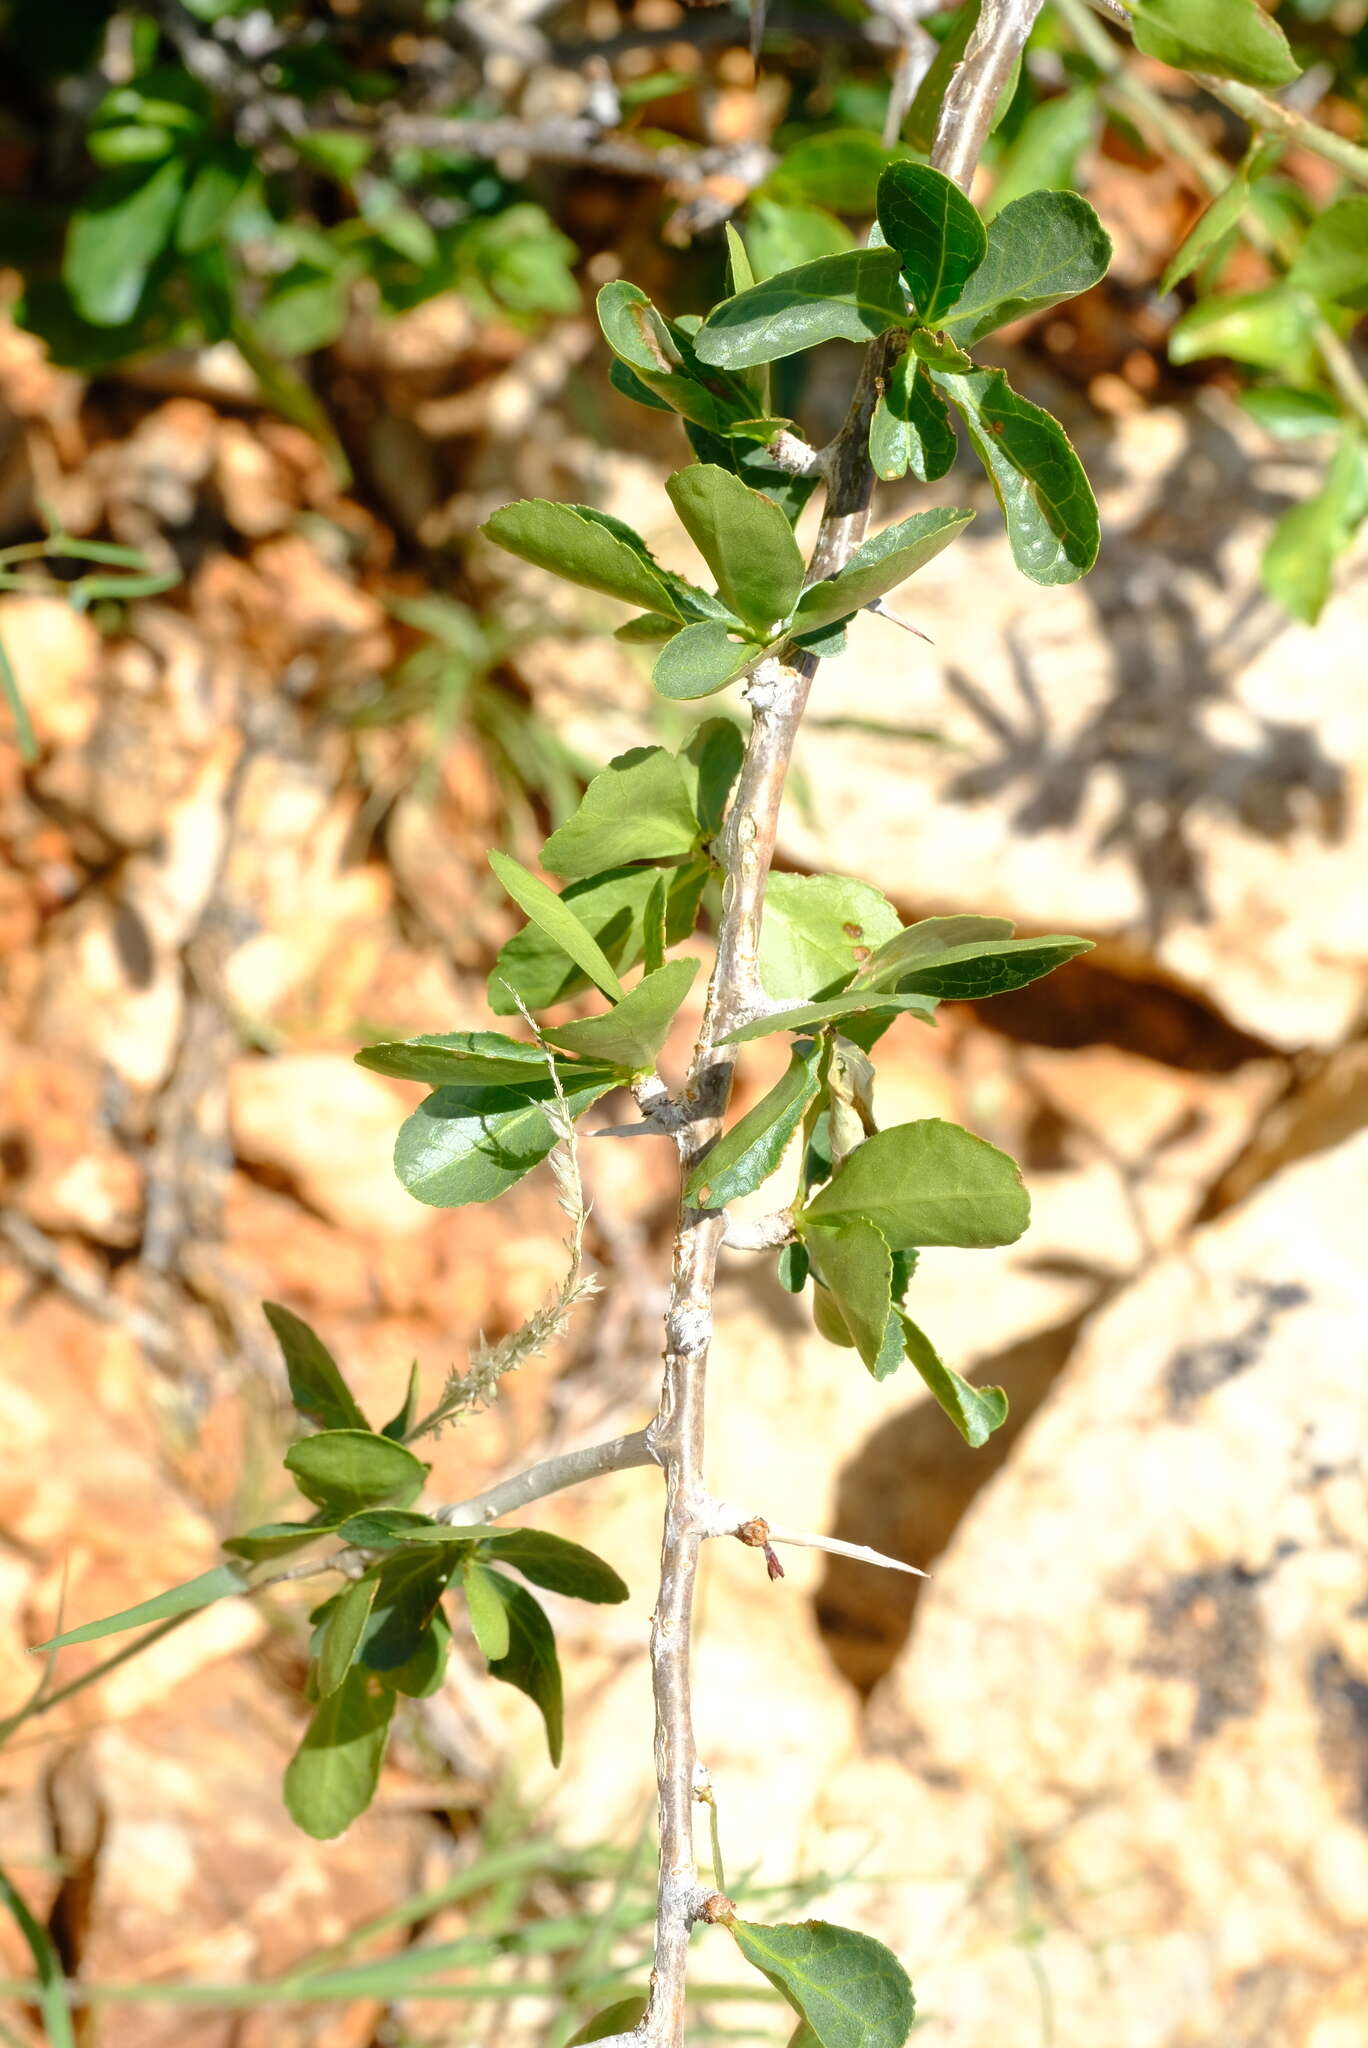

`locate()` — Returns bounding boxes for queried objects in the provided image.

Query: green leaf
[1287,197,1368,311]
[788,2030,821,2048]
[483,1530,630,1603]
[1260,428,1365,625]
[1160,171,1251,298]
[284,1666,396,1840]
[807,1219,900,1378]
[540,747,699,880]
[694,249,910,371]
[942,190,1111,347]
[792,508,973,634]
[464,1559,512,1660]
[255,264,351,356]
[875,163,986,325]
[864,933,1093,999]
[596,280,753,433]
[222,1518,339,1561]
[1128,0,1300,89]
[356,1031,603,1090]
[489,851,627,1002]
[726,222,755,294]
[764,129,913,215]
[853,914,1013,987]
[489,864,706,1016]
[870,353,958,484]
[616,610,679,642]
[482,499,680,618]
[684,1043,822,1208]
[679,718,745,839]
[544,958,699,1072]
[729,1918,916,2048]
[395,1071,613,1210]
[723,992,937,1043]
[32,1564,247,1652]
[481,1573,565,1764]
[263,1301,369,1433]
[987,85,1101,217]
[759,874,902,1002]
[294,128,373,181]
[0,1857,76,2048]
[284,1431,429,1516]
[1168,285,1317,375]
[63,158,186,325]
[665,466,805,632]
[748,200,853,283]
[803,1118,1029,1249]
[357,1550,457,1672]
[899,1315,1007,1448]
[176,148,252,253]
[315,1574,379,1698]
[385,1607,452,1698]
[931,366,1099,585]
[1240,387,1340,439]
[337,1510,484,1547]
[778,1241,810,1293]
[88,123,178,165]
[653,621,762,701]
[568,1997,649,2044]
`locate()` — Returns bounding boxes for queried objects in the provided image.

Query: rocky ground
[2,236,1368,2048]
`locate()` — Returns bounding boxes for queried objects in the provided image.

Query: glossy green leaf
[87,123,177,165]
[596,280,752,433]
[609,358,677,413]
[684,1043,822,1208]
[931,366,1099,584]
[653,621,761,701]
[316,1574,379,1698]
[792,508,973,634]
[32,1564,247,1652]
[803,1117,1029,1250]
[899,1315,1007,1448]
[778,1241,810,1293]
[1160,172,1251,297]
[357,1550,457,1671]
[694,249,910,371]
[723,991,937,1043]
[482,499,680,617]
[567,1996,649,2044]
[64,158,186,325]
[1168,286,1317,375]
[255,265,350,356]
[483,1529,630,1603]
[759,874,902,1002]
[285,1431,429,1515]
[482,1572,564,1765]
[679,718,745,839]
[540,747,699,880]
[807,1218,901,1378]
[1260,428,1365,625]
[222,1517,340,1561]
[394,1072,614,1210]
[943,190,1111,347]
[1287,197,1368,311]
[263,1301,369,1433]
[870,353,958,484]
[356,1030,602,1089]
[616,610,679,642]
[726,222,755,295]
[729,1918,916,2048]
[764,129,912,214]
[489,865,706,1016]
[1128,0,1299,89]
[876,163,986,325]
[544,958,699,1072]
[748,200,853,282]
[176,148,252,253]
[665,466,805,632]
[866,933,1093,999]
[489,851,627,1002]
[464,1559,512,1661]
[853,914,1014,987]
[284,1666,396,1840]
